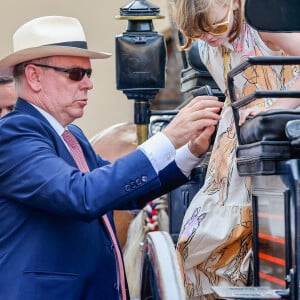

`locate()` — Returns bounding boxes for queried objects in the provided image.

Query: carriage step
[212,286,282,299]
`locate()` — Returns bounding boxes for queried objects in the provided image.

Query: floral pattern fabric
[176,22,299,299]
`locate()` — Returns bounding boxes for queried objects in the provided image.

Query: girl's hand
[239,107,267,126]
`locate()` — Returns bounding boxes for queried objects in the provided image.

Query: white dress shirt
[32,104,203,177]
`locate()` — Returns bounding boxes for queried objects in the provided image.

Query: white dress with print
[176,22,299,299]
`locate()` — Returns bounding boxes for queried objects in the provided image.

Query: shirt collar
[31,104,65,136]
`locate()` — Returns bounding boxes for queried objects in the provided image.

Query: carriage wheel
[140,231,186,300]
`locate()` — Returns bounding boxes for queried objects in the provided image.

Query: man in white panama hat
[0,16,223,300]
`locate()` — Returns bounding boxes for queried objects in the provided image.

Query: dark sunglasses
[26,63,92,81]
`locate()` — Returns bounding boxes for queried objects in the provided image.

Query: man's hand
[188,126,216,157]
[162,96,223,149]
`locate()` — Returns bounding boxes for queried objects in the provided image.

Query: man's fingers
[183,96,223,111]
[188,126,216,156]
[191,108,222,123]
[188,95,219,105]
[193,118,219,131]
[162,97,223,149]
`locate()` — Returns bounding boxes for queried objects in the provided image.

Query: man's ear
[24,64,42,92]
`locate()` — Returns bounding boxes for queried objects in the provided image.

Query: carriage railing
[212,56,300,299]
[228,56,300,148]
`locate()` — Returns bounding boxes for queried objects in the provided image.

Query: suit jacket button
[141,176,147,183]
[136,178,142,185]
[125,184,131,191]
[130,181,137,188]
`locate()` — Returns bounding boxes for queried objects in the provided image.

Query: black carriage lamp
[115,0,166,144]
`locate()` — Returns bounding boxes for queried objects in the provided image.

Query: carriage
[112,0,300,299]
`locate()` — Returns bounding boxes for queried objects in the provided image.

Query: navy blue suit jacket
[0,99,188,300]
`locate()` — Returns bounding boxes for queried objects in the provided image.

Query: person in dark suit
[0,16,223,300]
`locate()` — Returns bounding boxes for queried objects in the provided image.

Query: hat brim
[0,45,112,76]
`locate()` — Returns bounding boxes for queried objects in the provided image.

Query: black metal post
[115,0,166,144]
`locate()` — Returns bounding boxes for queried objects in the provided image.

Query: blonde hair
[173,0,244,50]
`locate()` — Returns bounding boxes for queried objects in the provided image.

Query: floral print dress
[176,21,299,299]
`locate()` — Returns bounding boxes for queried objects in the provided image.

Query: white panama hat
[0,16,112,75]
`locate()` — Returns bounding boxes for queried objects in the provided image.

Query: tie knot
[62,130,79,149]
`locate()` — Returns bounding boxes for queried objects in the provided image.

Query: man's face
[0,81,17,117]
[32,56,93,127]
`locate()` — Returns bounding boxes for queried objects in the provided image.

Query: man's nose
[80,74,93,90]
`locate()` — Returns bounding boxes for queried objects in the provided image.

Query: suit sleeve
[0,117,187,221]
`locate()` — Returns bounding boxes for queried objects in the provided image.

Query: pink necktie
[62,129,127,300]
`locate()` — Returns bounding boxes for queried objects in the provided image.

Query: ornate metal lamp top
[116,0,165,20]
